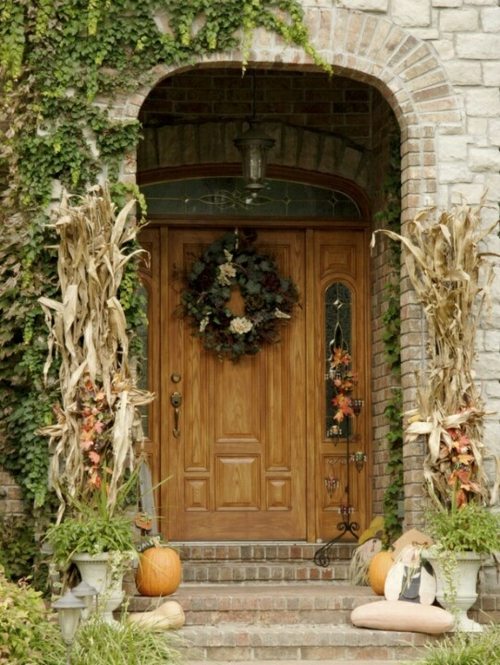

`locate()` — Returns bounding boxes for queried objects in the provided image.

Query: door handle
[170,391,182,437]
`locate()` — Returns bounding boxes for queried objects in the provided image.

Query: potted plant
[373,202,500,631]
[46,477,139,624]
[422,500,500,632]
[37,188,154,620]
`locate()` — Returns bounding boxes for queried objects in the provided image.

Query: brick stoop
[176,541,356,584]
[125,543,438,662]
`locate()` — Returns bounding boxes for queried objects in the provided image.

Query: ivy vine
[0,1,328,580]
[374,131,403,548]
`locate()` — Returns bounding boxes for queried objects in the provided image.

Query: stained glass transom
[141,177,361,218]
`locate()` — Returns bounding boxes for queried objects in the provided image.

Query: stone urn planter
[72,552,128,624]
[422,547,485,633]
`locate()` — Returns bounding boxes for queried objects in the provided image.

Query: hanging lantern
[234,70,275,197]
[234,122,275,196]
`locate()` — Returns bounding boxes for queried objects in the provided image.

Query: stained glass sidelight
[325,283,352,439]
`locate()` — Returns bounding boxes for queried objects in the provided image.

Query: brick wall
[0,470,24,517]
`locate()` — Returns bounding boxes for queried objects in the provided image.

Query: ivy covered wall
[0,1,330,520]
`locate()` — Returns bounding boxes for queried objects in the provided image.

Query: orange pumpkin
[368,550,394,596]
[135,545,182,597]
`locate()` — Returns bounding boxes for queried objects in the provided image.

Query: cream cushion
[351,600,453,634]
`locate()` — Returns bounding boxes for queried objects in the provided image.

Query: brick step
[178,623,433,662]
[128,583,378,625]
[174,542,356,563]
[181,560,350,583]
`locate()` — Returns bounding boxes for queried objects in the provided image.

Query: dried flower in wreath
[181,231,299,361]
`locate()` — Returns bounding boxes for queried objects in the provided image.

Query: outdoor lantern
[72,580,98,619]
[234,70,275,197]
[52,589,85,663]
[234,122,275,196]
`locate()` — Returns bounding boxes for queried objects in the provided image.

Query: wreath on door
[181,230,299,361]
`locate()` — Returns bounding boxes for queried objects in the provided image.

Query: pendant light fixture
[234,70,275,197]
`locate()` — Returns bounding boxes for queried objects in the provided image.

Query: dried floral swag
[372,203,499,510]
[181,230,299,361]
[39,187,153,520]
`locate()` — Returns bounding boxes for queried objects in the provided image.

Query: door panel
[309,230,371,540]
[143,225,370,542]
[164,229,307,540]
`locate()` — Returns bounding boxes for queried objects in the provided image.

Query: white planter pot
[422,547,484,632]
[72,552,125,625]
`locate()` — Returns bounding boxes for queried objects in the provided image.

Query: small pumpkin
[135,544,182,597]
[368,550,394,596]
[128,600,185,631]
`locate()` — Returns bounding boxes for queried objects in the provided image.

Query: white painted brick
[465,88,500,117]
[392,0,431,26]
[337,0,389,10]
[438,135,468,160]
[439,161,474,183]
[456,34,500,59]
[440,9,479,31]
[483,62,500,87]
[444,61,482,85]
[469,147,500,172]
[482,7,500,31]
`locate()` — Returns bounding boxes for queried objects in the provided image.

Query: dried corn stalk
[372,203,498,509]
[39,186,153,520]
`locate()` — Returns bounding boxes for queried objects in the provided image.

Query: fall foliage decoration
[372,203,499,510]
[39,186,153,520]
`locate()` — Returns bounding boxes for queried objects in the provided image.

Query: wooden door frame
[138,169,372,543]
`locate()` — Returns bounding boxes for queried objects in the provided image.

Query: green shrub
[0,514,49,588]
[72,617,182,665]
[415,624,500,665]
[0,567,65,664]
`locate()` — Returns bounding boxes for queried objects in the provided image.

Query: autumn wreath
[181,230,299,360]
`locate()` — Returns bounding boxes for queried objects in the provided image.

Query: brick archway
[119,7,463,227]
[113,6,464,530]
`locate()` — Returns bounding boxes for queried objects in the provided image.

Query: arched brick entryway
[111,6,464,530]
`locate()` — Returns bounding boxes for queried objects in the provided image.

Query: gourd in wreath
[368,550,394,596]
[181,230,299,361]
[135,543,182,597]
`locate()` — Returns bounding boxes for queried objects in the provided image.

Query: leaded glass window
[325,283,352,439]
[141,177,361,218]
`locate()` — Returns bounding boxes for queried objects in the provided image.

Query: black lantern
[234,70,275,196]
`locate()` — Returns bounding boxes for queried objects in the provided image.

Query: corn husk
[39,186,153,519]
[372,203,499,507]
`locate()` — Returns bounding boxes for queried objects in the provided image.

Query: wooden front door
[141,225,370,542]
